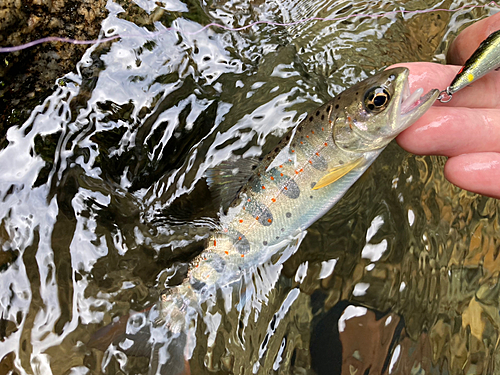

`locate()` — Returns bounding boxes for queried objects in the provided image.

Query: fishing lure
[439,29,500,102]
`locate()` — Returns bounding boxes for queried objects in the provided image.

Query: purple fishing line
[0,35,121,53]
[0,2,498,53]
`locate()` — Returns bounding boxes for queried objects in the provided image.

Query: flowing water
[1,0,499,374]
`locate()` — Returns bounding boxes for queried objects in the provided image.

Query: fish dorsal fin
[313,157,365,190]
[206,157,260,211]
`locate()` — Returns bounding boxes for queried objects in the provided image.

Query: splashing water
[1,0,500,374]
[0,2,499,53]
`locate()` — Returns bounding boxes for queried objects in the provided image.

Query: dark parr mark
[268,168,300,199]
[311,154,328,171]
[286,212,292,218]
[282,180,300,199]
[228,230,250,254]
[244,199,273,226]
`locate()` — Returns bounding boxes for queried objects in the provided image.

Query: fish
[191,67,438,287]
[439,29,500,102]
[88,68,438,371]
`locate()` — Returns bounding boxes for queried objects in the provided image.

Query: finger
[397,106,500,157]
[447,12,500,65]
[444,152,500,199]
[389,62,500,108]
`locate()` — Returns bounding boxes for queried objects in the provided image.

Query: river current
[1,0,499,374]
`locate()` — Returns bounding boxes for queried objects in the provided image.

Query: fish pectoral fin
[206,157,261,211]
[313,157,365,190]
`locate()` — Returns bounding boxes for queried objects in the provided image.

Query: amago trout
[156,67,438,334]
[91,68,438,372]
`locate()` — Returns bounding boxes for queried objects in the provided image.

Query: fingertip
[444,153,500,199]
[387,62,460,99]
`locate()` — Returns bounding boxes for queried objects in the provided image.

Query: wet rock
[0,0,108,146]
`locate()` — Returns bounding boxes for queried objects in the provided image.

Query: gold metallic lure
[439,29,500,102]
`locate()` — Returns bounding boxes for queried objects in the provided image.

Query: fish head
[332,67,439,152]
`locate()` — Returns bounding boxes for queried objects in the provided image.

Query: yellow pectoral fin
[313,158,365,190]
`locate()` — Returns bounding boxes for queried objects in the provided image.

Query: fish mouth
[396,77,439,133]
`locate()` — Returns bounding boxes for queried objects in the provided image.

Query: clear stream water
[1,0,500,374]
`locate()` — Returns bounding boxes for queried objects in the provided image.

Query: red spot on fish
[324,142,328,146]
[239,219,243,223]
[300,141,303,145]
[270,176,274,180]
[280,173,284,176]
[284,186,288,190]
[295,170,299,174]
[271,198,276,202]
[316,152,320,156]
[306,135,309,138]
[279,165,283,168]
[241,254,245,257]
[225,251,229,255]
[256,216,259,220]
[288,159,292,162]
[311,130,315,134]
[321,127,324,131]
[268,218,272,223]
[262,185,266,189]
[213,240,216,246]
[309,160,312,164]
[300,168,303,172]
[247,198,251,202]
[238,236,242,240]
[291,149,295,153]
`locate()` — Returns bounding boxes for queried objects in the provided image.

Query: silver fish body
[190,67,439,287]
[440,29,500,102]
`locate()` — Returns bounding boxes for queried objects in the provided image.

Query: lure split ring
[437,88,453,103]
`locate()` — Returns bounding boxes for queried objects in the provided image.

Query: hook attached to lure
[438,29,500,103]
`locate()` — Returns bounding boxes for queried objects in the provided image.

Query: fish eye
[364,87,391,113]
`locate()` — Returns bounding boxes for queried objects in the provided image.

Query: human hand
[392,12,500,199]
